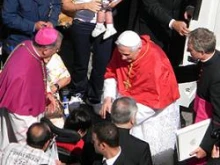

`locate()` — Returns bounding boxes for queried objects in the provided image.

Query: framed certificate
[176,118,211,161]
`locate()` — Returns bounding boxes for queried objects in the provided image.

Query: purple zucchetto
[34,27,58,45]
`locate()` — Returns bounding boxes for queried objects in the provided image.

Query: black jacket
[118,127,153,165]
[198,51,220,154]
[93,152,133,165]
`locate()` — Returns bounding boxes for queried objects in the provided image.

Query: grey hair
[111,97,138,124]
[188,28,216,54]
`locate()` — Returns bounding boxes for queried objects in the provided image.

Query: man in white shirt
[0,122,62,165]
[91,122,132,165]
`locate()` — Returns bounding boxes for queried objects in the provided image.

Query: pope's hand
[100,97,112,119]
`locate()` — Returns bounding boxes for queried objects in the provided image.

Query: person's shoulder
[114,152,133,165]
[6,142,22,148]
[128,133,150,148]
[22,40,32,45]
[3,143,24,152]
[119,128,149,151]
[216,50,220,57]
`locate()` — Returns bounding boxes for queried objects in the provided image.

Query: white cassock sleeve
[103,78,117,100]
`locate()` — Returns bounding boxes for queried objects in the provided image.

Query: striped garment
[1,143,56,165]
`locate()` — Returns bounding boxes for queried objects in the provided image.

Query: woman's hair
[64,105,92,132]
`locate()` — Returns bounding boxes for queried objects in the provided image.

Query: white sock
[96,23,104,27]
[106,24,114,29]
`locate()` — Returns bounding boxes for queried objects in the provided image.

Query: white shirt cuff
[169,19,175,29]
[103,78,117,100]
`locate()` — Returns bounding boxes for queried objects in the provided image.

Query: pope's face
[117,45,140,63]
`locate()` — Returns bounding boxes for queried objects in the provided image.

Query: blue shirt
[2,0,61,53]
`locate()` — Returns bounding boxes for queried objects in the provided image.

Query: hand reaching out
[35,21,54,31]
[172,20,190,36]
[100,97,112,119]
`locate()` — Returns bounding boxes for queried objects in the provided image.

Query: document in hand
[176,118,211,161]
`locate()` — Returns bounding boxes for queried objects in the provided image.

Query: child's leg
[97,10,105,23]
[92,10,107,37]
[105,10,113,24]
[103,10,117,39]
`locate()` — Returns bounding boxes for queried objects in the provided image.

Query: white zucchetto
[115,30,141,47]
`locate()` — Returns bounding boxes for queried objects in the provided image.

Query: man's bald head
[26,122,52,149]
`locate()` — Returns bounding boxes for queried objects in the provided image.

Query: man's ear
[42,48,50,57]
[130,117,135,126]
[130,112,137,125]
[100,142,107,151]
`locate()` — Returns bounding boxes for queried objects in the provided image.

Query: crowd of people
[1,0,220,165]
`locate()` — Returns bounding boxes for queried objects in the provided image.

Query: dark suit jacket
[130,0,190,66]
[197,51,220,154]
[118,127,153,165]
[129,0,197,66]
[93,152,133,165]
[136,0,189,39]
[207,158,220,165]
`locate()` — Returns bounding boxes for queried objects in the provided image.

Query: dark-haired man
[92,122,132,165]
[1,122,62,165]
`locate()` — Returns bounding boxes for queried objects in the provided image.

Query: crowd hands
[35,21,54,31]
[171,6,194,36]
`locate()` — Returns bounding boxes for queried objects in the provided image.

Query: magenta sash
[194,95,213,123]
[188,95,212,165]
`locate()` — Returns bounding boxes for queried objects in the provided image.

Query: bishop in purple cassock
[0,27,62,152]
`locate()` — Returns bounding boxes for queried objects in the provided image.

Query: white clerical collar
[103,147,121,165]
[201,51,215,62]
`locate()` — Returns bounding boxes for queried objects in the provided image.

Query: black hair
[64,105,92,132]
[92,122,119,147]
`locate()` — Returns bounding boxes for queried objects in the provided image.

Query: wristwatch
[54,83,60,91]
